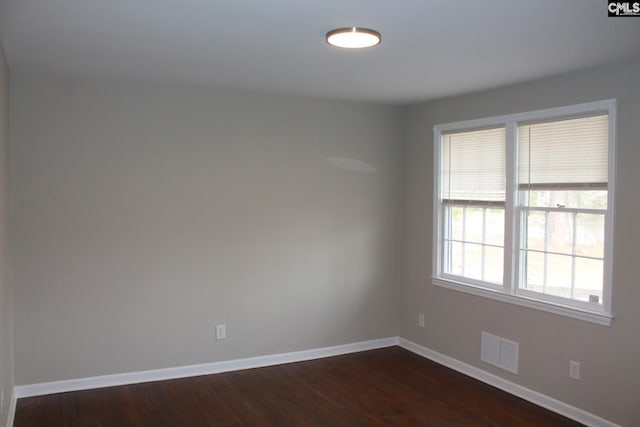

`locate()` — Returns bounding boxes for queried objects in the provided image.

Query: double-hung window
[433,100,616,325]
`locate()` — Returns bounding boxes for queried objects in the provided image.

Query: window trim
[432,100,616,326]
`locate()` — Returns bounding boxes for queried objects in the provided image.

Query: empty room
[0,1,639,426]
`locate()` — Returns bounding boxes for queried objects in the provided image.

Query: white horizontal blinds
[441,127,506,204]
[518,114,608,189]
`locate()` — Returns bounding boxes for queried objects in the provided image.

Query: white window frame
[432,100,616,326]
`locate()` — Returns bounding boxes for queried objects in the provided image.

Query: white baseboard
[6,387,16,427]
[10,336,618,427]
[14,337,399,399]
[398,338,619,427]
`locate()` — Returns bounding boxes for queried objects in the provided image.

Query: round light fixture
[326,27,381,49]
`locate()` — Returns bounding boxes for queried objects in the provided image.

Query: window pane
[525,211,546,251]
[579,191,608,210]
[546,254,572,298]
[524,190,607,209]
[465,207,483,243]
[463,243,483,280]
[574,258,603,303]
[445,241,463,276]
[484,246,503,284]
[526,190,551,208]
[485,209,504,246]
[522,250,545,293]
[547,211,573,255]
[575,214,605,258]
[449,206,464,241]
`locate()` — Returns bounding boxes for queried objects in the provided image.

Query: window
[433,100,615,325]
[441,128,506,286]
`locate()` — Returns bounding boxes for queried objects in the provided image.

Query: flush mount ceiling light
[326,27,381,49]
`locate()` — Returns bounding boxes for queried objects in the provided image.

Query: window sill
[432,277,614,327]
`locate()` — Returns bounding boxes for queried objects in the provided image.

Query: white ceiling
[1,0,639,105]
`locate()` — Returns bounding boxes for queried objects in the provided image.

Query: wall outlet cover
[216,324,226,340]
[569,360,580,380]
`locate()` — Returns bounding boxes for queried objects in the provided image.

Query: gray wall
[10,74,403,385]
[401,58,640,426]
[0,41,12,427]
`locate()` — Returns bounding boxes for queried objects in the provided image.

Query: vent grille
[481,332,519,374]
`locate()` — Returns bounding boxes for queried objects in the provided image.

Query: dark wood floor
[15,347,583,426]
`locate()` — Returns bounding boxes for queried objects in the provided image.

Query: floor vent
[481,332,519,374]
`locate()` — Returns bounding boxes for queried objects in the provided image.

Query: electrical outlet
[1,387,4,414]
[216,324,226,340]
[569,360,580,380]
[418,313,425,328]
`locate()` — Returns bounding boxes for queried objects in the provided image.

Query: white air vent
[481,332,519,374]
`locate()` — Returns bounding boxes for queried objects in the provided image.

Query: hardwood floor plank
[14,347,584,426]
